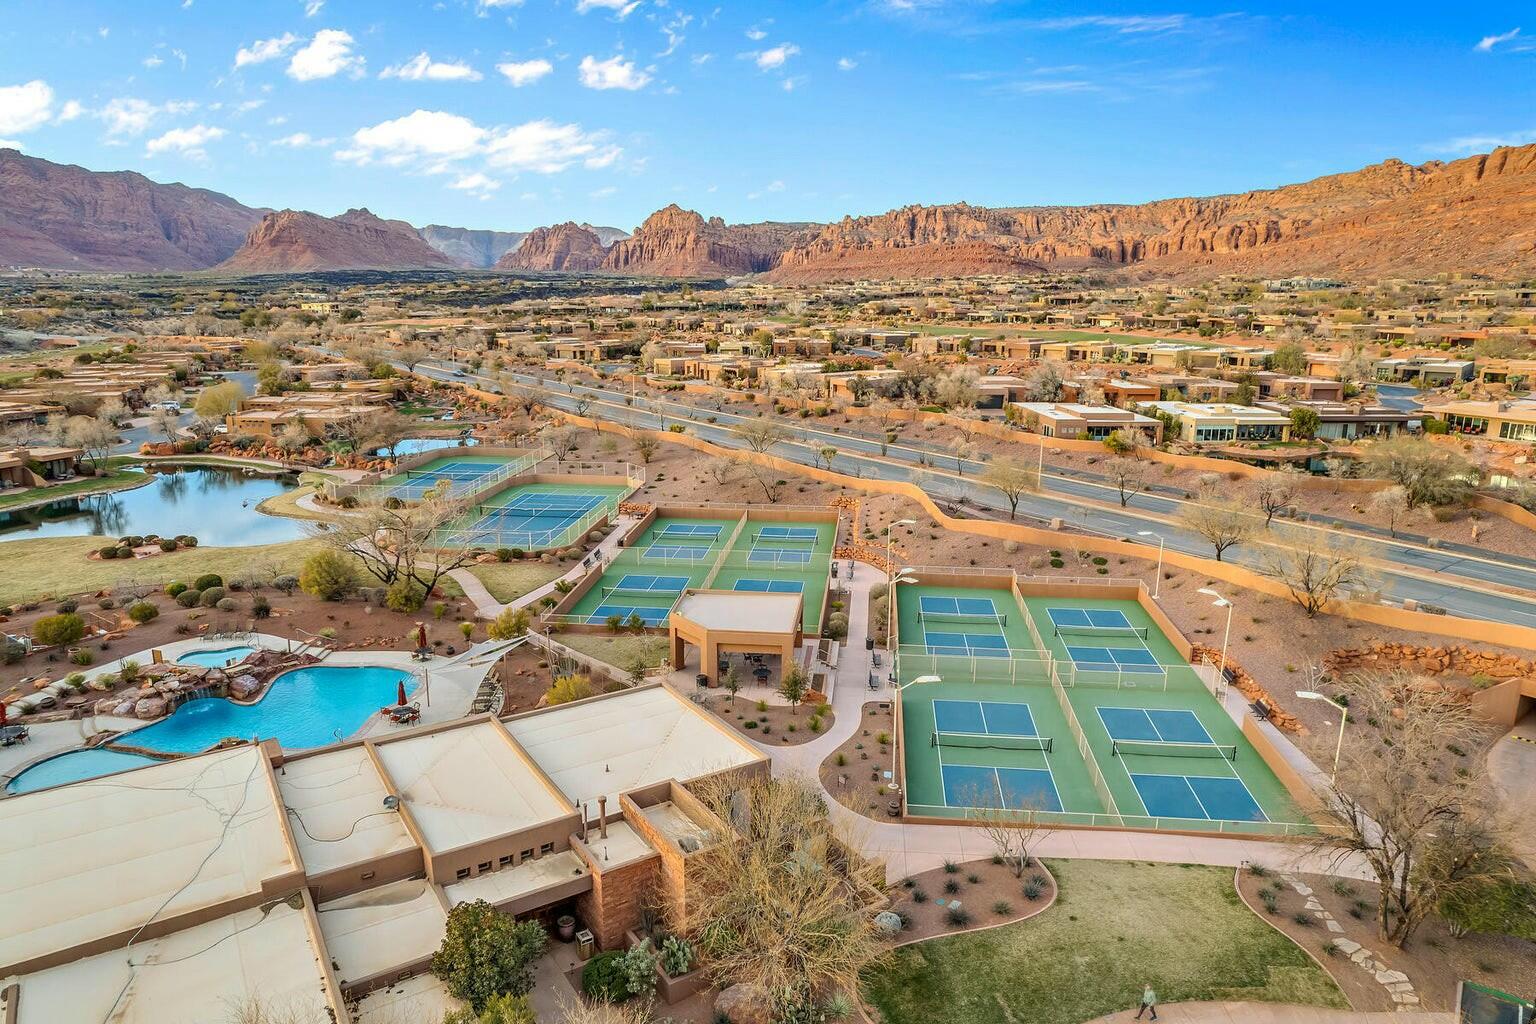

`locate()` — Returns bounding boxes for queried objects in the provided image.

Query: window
[456,868,470,881]
[499,854,514,868]
[478,861,492,873]
[540,842,555,856]
[521,849,534,862]
[360,871,375,881]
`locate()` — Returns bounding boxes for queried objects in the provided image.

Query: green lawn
[0,534,325,607]
[862,860,1346,1024]
[467,561,565,603]
[0,467,150,511]
[553,633,670,672]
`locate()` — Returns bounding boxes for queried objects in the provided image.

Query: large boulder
[228,674,262,700]
[714,983,774,1024]
[134,695,168,720]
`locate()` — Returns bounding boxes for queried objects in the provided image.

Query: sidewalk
[448,514,642,619]
[1084,1001,1453,1024]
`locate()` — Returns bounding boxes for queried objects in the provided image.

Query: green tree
[487,606,531,640]
[1289,406,1321,440]
[431,901,548,1011]
[193,380,245,419]
[777,664,808,713]
[546,674,594,705]
[1268,341,1308,375]
[298,549,359,601]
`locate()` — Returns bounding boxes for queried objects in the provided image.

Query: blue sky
[0,1,1532,232]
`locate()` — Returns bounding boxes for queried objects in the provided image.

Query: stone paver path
[1279,874,1422,1011]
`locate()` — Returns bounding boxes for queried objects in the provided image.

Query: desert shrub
[158,538,178,552]
[176,589,201,608]
[1,636,25,664]
[545,674,593,706]
[216,598,238,612]
[272,574,299,594]
[166,581,188,597]
[385,579,426,613]
[69,648,93,665]
[32,613,85,647]
[199,586,226,607]
[581,952,631,1003]
[488,606,531,640]
[126,602,159,624]
[193,573,224,591]
[252,595,271,618]
[98,546,118,559]
[299,550,358,601]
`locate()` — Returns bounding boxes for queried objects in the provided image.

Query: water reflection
[0,464,308,547]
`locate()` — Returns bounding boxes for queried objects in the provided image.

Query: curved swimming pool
[122,664,416,753]
[5,748,163,795]
[176,645,257,668]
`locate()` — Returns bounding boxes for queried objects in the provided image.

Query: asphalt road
[400,356,1536,629]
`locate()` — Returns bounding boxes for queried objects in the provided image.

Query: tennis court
[561,516,735,627]
[1046,605,1164,676]
[733,579,804,593]
[935,699,1061,812]
[436,481,630,550]
[709,519,836,631]
[379,455,512,501]
[919,595,1012,659]
[585,568,693,627]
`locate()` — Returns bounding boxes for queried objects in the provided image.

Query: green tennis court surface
[378,453,518,501]
[898,585,1308,833]
[437,481,630,550]
[563,514,835,631]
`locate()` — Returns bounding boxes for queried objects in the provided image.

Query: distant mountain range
[3,145,1536,281]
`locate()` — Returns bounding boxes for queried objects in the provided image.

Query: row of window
[453,841,557,882]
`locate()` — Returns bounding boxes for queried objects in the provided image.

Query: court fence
[895,646,1052,686]
[1046,663,1121,818]
[324,446,550,505]
[900,802,1345,839]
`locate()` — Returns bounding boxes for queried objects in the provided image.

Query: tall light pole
[1136,530,1166,599]
[887,518,916,593]
[1296,690,1347,784]
[1197,587,1233,694]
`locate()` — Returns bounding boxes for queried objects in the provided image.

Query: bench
[1251,698,1271,722]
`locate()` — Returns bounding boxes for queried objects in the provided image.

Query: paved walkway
[448,514,642,620]
[1085,1002,1453,1024]
[1486,711,1536,868]
[744,560,1372,883]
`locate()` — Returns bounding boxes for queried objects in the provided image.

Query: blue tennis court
[921,596,1005,618]
[756,526,818,541]
[926,631,1010,658]
[1065,645,1162,673]
[746,544,814,565]
[939,763,1063,812]
[657,524,723,540]
[606,573,690,596]
[388,460,504,500]
[934,699,1037,737]
[1048,607,1133,630]
[733,579,804,593]
[454,492,608,548]
[588,603,673,626]
[643,543,713,561]
[1097,707,1213,744]
[1129,773,1267,822]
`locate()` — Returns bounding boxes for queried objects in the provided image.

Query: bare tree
[1178,493,1259,561]
[543,425,582,467]
[815,445,838,471]
[507,384,543,419]
[869,398,900,456]
[738,456,783,503]
[965,795,1048,879]
[1360,435,1476,508]
[316,490,481,598]
[682,773,888,1019]
[64,415,118,471]
[705,456,738,486]
[1368,484,1412,538]
[1312,673,1514,948]
[732,418,787,456]
[934,367,980,410]
[1105,455,1152,508]
[147,407,183,444]
[980,457,1040,520]
[1252,470,1301,527]
[631,435,660,464]
[1257,526,1371,617]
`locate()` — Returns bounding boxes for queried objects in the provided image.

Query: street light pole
[1197,588,1233,695]
[1296,690,1348,784]
[1136,530,1165,598]
[887,519,916,594]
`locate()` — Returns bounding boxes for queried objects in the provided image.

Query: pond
[0,464,309,547]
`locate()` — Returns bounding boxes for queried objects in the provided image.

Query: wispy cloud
[144,124,224,159]
[576,0,640,17]
[1424,128,1536,155]
[753,43,799,70]
[497,59,554,86]
[235,33,299,69]
[1475,27,1521,52]
[837,57,858,71]
[578,54,652,90]
[380,53,482,82]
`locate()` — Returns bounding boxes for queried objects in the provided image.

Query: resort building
[0,446,84,490]
[1420,399,1536,444]
[1255,400,1415,440]
[1008,402,1164,443]
[224,394,391,439]
[1138,401,1292,444]
[0,684,767,1022]
[1374,357,1475,385]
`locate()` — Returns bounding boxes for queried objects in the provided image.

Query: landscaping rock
[228,674,262,700]
[134,695,168,720]
[714,983,774,1024]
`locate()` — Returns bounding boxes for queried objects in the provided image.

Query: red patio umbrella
[396,680,408,706]
[0,699,7,727]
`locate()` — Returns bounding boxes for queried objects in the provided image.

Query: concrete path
[1084,1002,1453,1024]
[1487,712,1536,868]
[746,561,1372,882]
[448,513,642,619]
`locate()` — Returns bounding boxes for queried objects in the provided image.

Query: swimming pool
[5,748,163,795]
[176,646,257,668]
[119,664,416,753]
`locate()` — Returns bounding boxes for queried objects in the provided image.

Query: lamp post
[1136,530,1166,598]
[887,519,916,593]
[1197,587,1233,695]
[1296,690,1348,784]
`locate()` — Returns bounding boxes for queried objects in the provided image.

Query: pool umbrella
[396,680,408,706]
[416,624,427,651]
[0,700,7,727]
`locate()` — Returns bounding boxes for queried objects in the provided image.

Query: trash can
[576,929,596,960]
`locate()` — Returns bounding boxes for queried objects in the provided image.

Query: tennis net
[1111,739,1237,761]
[1054,624,1149,641]
[920,610,1008,627]
[405,468,487,482]
[933,730,1052,752]
[602,585,685,601]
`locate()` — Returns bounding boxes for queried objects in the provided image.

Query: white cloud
[755,44,799,70]
[1425,128,1536,155]
[274,131,333,147]
[1028,14,1187,34]
[449,172,500,198]
[144,124,225,159]
[837,57,857,71]
[304,0,325,16]
[56,99,84,123]
[496,59,554,86]
[583,145,621,169]
[337,109,486,166]
[578,54,651,90]
[745,27,767,40]
[380,52,482,82]
[576,0,640,16]
[0,80,55,137]
[235,33,300,69]
[98,97,197,138]
[143,55,164,69]
[477,0,523,9]
[288,29,364,81]
[1476,27,1521,51]
[486,119,611,172]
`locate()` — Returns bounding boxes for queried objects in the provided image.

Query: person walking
[1135,984,1158,1021]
